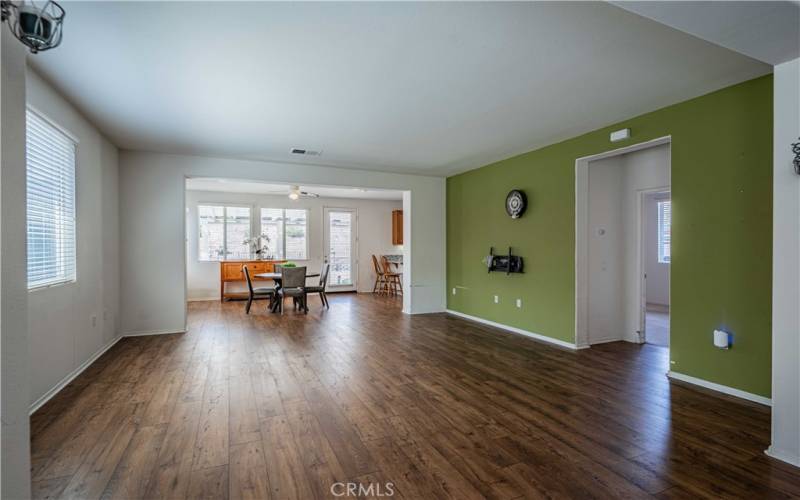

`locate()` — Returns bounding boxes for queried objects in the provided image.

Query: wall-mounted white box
[610,128,630,142]
[713,329,731,349]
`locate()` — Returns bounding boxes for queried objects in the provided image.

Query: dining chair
[381,256,402,296]
[243,265,276,314]
[304,262,330,309]
[371,255,387,294]
[277,266,307,314]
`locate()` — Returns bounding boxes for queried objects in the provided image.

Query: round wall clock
[505,190,527,219]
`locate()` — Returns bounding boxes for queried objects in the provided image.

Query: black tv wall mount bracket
[485,247,524,274]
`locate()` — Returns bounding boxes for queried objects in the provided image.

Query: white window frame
[197,203,253,262]
[259,207,309,261]
[657,199,671,264]
[26,107,78,291]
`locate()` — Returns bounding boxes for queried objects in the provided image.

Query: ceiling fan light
[288,191,299,200]
[2,0,65,54]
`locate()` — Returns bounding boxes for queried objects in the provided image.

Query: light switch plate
[494,295,499,304]
[516,299,522,308]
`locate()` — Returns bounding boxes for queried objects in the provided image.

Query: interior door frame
[323,207,358,291]
[637,187,671,344]
[574,136,672,349]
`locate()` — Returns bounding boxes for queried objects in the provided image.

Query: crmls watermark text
[330,482,395,497]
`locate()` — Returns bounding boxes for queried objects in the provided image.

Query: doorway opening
[575,136,671,355]
[643,191,670,347]
[181,177,410,320]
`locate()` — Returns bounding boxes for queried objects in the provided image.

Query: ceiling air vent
[290,148,321,156]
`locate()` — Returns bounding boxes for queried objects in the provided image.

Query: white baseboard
[446,309,579,350]
[29,335,123,415]
[668,371,771,406]
[587,337,623,346]
[765,447,800,468]
[121,328,187,337]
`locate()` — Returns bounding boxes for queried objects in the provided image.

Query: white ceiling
[612,1,800,66]
[31,2,771,176]
[185,178,403,201]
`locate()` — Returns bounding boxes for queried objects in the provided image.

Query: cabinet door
[222,263,244,280]
[392,210,403,245]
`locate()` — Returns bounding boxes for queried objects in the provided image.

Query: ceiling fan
[288,185,319,200]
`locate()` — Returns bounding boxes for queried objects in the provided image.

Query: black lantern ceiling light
[1,0,64,54]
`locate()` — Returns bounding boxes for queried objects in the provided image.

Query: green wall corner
[446,75,773,398]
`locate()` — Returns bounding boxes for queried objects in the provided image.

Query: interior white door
[324,208,357,291]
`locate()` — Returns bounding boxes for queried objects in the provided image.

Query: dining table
[254,271,320,289]
[255,271,321,313]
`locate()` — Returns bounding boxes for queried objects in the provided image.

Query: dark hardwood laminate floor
[30,294,800,499]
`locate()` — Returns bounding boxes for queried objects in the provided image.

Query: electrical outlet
[516,298,522,308]
[91,315,97,328]
[452,288,456,295]
[494,295,499,304]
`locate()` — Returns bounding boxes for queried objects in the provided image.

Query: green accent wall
[446,75,773,398]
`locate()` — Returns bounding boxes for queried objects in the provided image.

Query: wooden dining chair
[243,265,275,314]
[304,262,330,309]
[381,256,402,296]
[277,266,307,314]
[371,255,387,294]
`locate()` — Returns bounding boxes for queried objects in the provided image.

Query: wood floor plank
[57,408,140,500]
[28,295,800,500]
[228,441,270,500]
[187,465,229,500]
[144,401,203,499]
[192,376,230,470]
[102,424,167,499]
[260,415,315,500]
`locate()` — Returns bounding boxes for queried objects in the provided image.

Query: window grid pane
[284,209,308,260]
[198,205,225,261]
[260,208,284,260]
[26,110,77,289]
[225,206,251,259]
[260,208,308,261]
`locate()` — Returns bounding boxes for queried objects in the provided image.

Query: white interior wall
[1,29,32,500]
[586,144,670,345]
[645,192,670,306]
[26,70,121,408]
[587,156,626,344]
[769,57,800,467]
[119,151,445,335]
[185,189,402,298]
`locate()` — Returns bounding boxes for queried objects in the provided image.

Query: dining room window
[260,208,308,260]
[26,109,77,290]
[198,204,251,261]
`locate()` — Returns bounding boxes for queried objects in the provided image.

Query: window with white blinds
[26,109,77,289]
[657,200,671,264]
